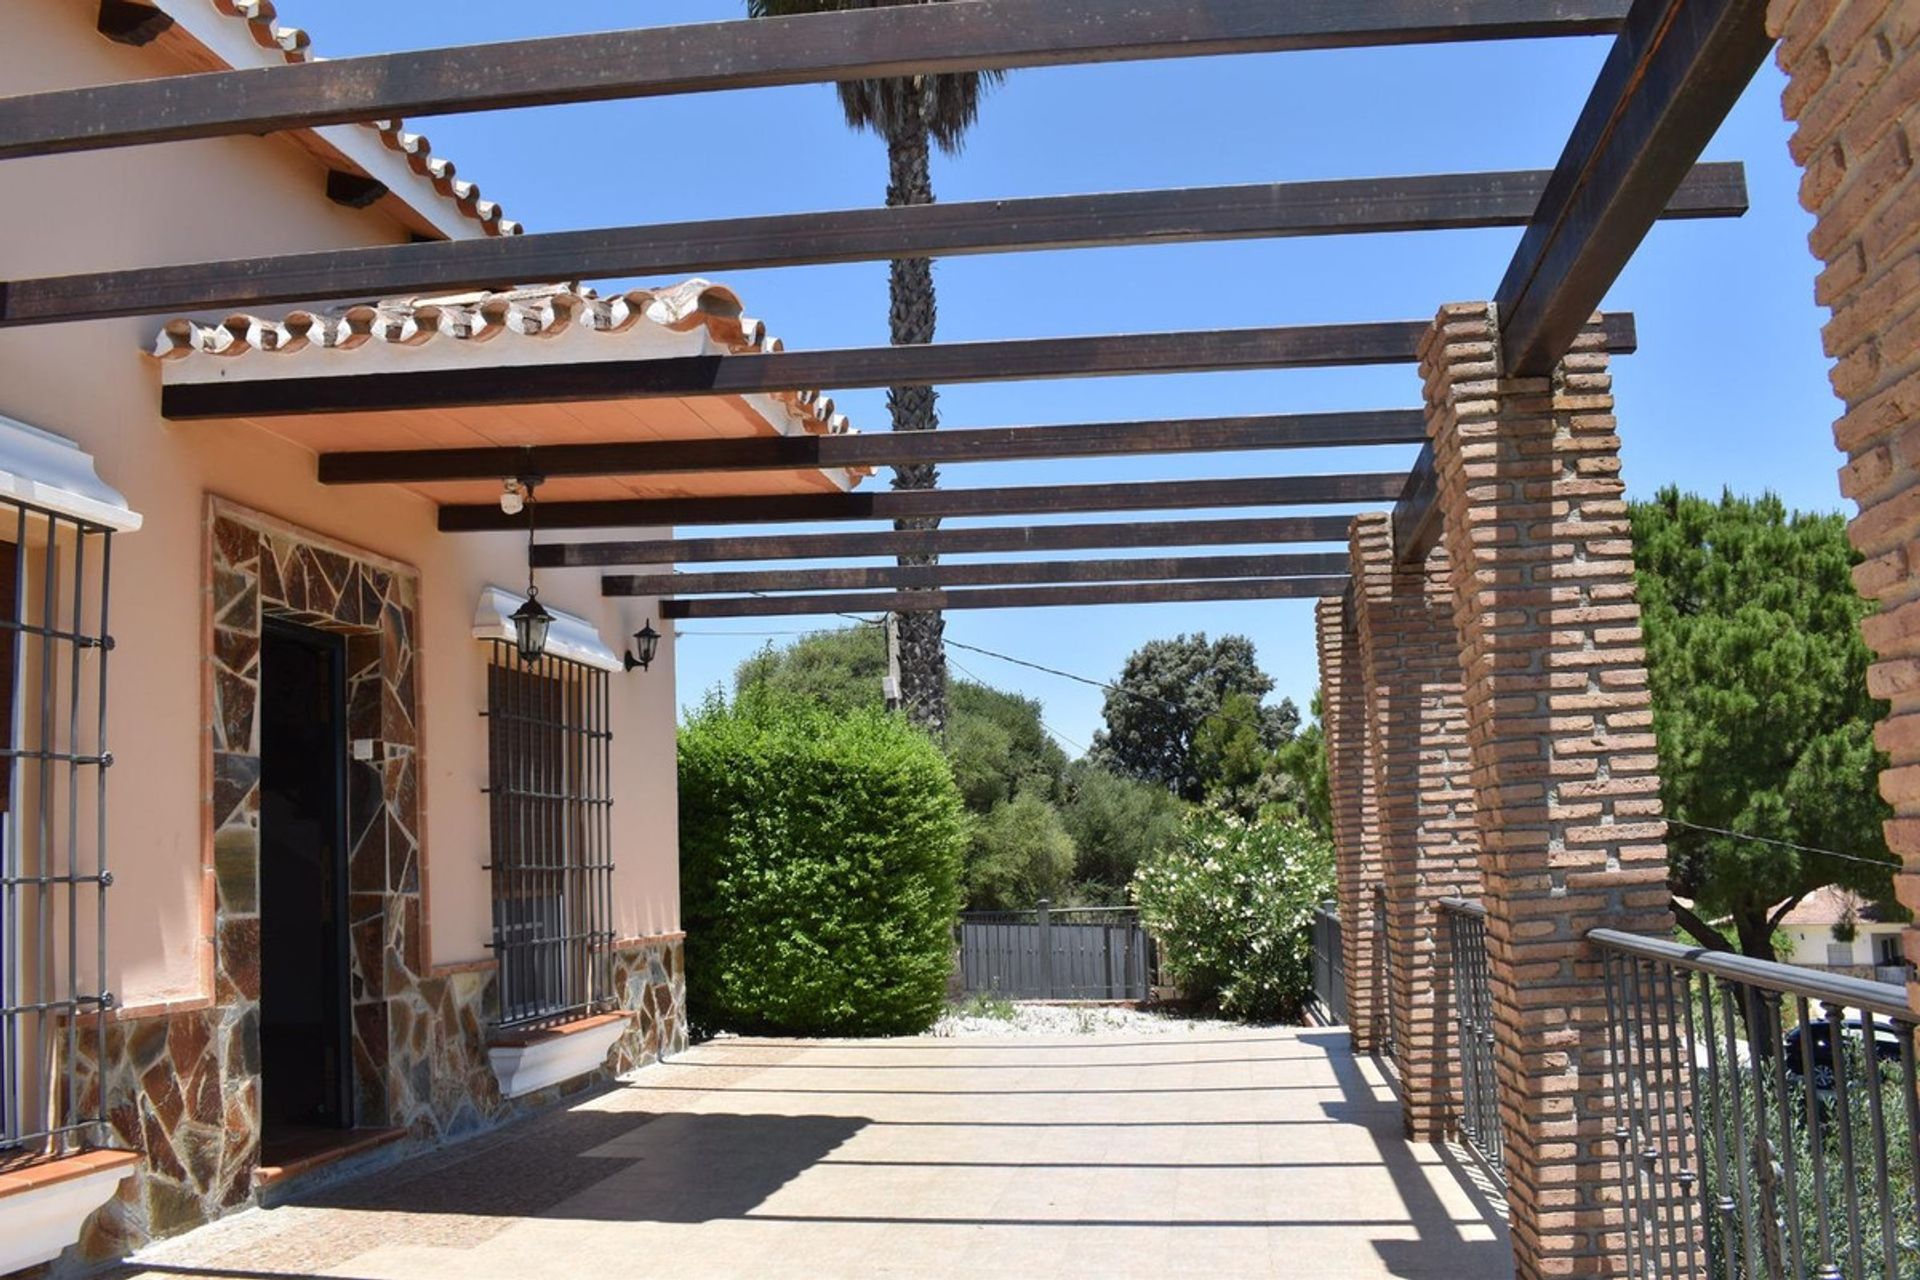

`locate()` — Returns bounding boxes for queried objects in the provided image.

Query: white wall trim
[487,1018,628,1099]
[0,1158,137,1275]
[0,414,143,533]
[472,585,623,673]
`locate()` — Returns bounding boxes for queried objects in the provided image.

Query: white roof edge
[471,585,622,674]
[0,415,143,533]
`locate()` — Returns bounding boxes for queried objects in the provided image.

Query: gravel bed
[929,1000,1252,1038]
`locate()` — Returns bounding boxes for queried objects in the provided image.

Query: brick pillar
[1768,0,1920,1018]
[1423,303,1677,1279]
[1316,594,1385,1050]
[1349,513,1482,1142]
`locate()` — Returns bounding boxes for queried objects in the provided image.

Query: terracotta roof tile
[201,0,522,237]
[152,279,859,447]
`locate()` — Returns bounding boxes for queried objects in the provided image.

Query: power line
[1665,816,1901,874]
[947,653,1089,756]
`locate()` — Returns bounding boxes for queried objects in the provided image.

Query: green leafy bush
[679,689,967,1036]
[964,789,1077,909]
[1058,762,1186,900]
[1131,810,1334,1022]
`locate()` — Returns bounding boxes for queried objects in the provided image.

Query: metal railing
[1591,929,1920,1280]
[1438,897,1504,1180]
[1373,884,1396,1061]
[1,501,117,1156]
[1311,901,1345,1024]
[954,902,1153,1000]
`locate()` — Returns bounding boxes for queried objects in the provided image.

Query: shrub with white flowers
[1131,809,1335,1022]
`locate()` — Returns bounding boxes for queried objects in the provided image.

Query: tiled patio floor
[109,1026,1510,1279]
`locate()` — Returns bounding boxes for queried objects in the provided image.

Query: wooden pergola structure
[7,0,1916,1275]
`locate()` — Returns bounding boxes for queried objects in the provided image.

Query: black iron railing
[482,641,614,1030]
[1591,929,1920,1280]
[1311,900,1345,1024]
[1373,884,1396,1061]
[1438,896,1504,1180]
[0,500,116,1155]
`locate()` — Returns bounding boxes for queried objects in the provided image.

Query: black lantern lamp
[511,475,554,663]
[625,620,661,672]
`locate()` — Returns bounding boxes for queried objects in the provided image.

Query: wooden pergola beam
[0,167,1744,327]
[320,410,1429,485]
[0,0,1629,161]
[532,515,1357,568]
[659,576,1353,618]
[446,473,1406,532]
[603,552,1351,597]
[1391,443,1442,563]
[1493,0,1772,376]
[164,316,1638,421]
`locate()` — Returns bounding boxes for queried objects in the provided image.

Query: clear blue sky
[291,1,1838,752]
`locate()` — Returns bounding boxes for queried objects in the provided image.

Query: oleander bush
[679,688,968,1037]
[1131,809,1334,1022]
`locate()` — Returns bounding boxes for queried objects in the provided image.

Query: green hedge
[679,690,967,1036]
[1132,809,1334,1022]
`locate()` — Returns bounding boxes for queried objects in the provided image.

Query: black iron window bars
[0,497,115,1156]
[482,639,613,1030]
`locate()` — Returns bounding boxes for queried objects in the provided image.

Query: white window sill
[0,1149,138,1274]
[487,1013,629,1099]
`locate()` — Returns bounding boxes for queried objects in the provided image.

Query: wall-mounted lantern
[624,621,661,673]
[511,475,552,663]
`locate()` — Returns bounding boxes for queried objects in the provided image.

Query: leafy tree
[1058,761,1187,899]
[1191,690,1274,815]
[735,627,887,715]
[947,681,1068,809]
[965,789,1077,909]
[679,688,966,1035]
[1633,488,1903,958]
[1090,633,1298,801]
[746,0,1005,739]
[1269,696,1332,839]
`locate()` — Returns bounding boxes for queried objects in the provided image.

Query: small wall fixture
[624,621,661,672]
[512,476,552,663]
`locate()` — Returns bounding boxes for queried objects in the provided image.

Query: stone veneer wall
[1767,0,1920,1017]
[55,500,688,1265]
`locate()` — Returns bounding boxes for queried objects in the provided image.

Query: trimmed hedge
[1132,809,1334,1022]
[679,690,967,1036]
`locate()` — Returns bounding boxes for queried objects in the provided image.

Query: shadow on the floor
[1296,1029,1512,1279]
[292,1109,870,1224]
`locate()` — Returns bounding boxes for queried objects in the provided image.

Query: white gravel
[929,1001,1251,1038]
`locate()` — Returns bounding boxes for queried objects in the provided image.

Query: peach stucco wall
[0,3,680,1008]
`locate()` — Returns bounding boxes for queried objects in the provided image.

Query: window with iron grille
[483,640,613,1029]
[1,499,116,1156]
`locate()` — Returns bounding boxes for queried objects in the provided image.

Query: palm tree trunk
[883,86,950,737]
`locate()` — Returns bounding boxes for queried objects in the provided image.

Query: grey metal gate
[954,901,1154,1000]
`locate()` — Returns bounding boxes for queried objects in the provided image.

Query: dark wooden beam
[1391,442,1442,563]
[445,472,1407,532]
[165,316,1639,421]
[96,0,173,46]
[1493,0,1772,376]
[320,410,1429,485]
[324,170,390,210]
[0,167,1744,327]
[0,0,1629,160]
[604,552,1351,597]
[534,515,1357,568]
[660,576,1353,618]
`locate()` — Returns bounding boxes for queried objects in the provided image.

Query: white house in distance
[1774,885,1912,983]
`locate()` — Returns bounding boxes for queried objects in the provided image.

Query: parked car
[1782,1013,1905,1091]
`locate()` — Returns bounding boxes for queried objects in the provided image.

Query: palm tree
[745,0,1002,739]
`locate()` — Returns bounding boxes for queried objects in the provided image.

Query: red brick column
[1349,513,1482,1141]
[1316,594,1386,1050]
[1423,303,1677,1278]
[1768,0,1920,1017]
